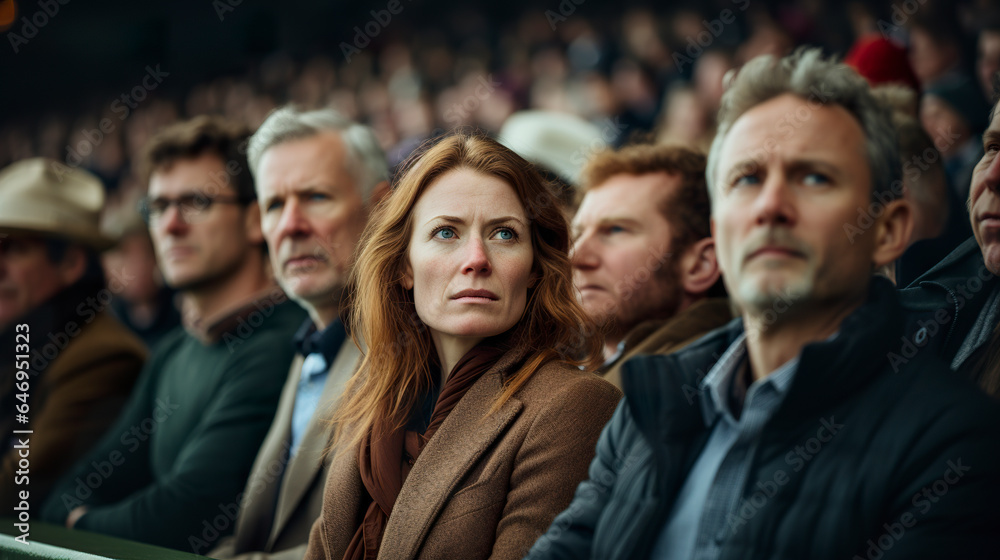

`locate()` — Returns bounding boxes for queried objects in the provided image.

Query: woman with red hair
[304,133,620,560]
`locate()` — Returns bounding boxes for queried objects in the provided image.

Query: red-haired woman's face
[403,168,534,352]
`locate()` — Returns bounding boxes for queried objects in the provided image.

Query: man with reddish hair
[571,144,731,388]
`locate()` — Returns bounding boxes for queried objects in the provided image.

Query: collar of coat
[183,283,289,345]
[620,276,904,448]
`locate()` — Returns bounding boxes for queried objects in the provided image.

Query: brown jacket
[303,350,622,560]
[210,338,362,560]
[600,297,733,389]
[0,310,146,510]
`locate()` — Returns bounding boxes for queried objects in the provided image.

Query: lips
[452,289,498,300]
[977,211,1000,226]
[284,255,326,270]
[747,245,806,262]
[163,246,195,259]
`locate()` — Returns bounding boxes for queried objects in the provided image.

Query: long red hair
[333,133,601,450]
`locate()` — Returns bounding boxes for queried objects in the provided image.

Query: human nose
[273,199,311,241]
[752,172,797,227]
[461,236,491,275]
[158,204,189,236]
[571,230,600,270]
[982,152,1000,194]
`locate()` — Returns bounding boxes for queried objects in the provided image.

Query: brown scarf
[343,342,507,560]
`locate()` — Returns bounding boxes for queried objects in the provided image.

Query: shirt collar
[184,284,287,345]
[294,316,347,365]
[698,332,801,426]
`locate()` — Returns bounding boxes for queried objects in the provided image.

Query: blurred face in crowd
[909,27,958,86]
[147,153,262,293]
[102,231,162,304]
[978,30,1000,99]
[571,172,684,337]
[403,168,534,353]
[0,235,83,330]
[920,95,971,158]
[970,108,1000,276]
[257,132,369,326]
[712,94,905,321]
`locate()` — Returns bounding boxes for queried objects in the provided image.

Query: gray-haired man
[209,107,388,560]
[527,48,1000,560]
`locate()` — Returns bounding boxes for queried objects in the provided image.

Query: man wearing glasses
[41,116,306,552]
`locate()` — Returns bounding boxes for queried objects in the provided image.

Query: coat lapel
[233,354,302,552]
[269,338,362,548]
[377,368,523,560]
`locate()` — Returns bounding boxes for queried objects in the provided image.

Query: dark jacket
[527,277,1000,560]
[41,291,306,553]
[899,236,999,383]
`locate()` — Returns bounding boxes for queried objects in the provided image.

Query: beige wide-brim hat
[498,110,605,186]
[0,158,115,250]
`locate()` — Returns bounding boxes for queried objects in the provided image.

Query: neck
[185,251,271,322]
[432,333,484,384]
[307,303,339,332]
[742,295,863,381]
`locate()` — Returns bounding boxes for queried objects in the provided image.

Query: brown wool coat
[209,339,362,560]
[0,311,146,511]
[303,351,622,560]
[600,297,733,389]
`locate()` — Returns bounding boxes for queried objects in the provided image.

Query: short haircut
[139,116,255,201]
[247,106,389,202]
[580,144,711,255]
[706,48,901,204]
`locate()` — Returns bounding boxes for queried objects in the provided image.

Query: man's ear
[57,245,88,288]
[679,237,721,297]
[245,203,264,245]
[872,198,913,269]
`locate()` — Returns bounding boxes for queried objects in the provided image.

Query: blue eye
[733,175,760,187]
[495,228,516,240]
[803,173,831,186]
[433,227,456,239]
[308,192,328,201]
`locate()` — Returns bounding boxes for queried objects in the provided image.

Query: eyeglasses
[139,192,251,224]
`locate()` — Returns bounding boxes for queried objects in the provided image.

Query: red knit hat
[845,35,921,90]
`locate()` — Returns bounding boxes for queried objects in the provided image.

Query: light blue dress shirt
[652,332,800,560]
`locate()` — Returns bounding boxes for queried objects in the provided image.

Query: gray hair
[247,106,389,202]
[706,48,900,203]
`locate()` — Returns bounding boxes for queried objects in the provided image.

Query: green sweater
[41,297,305,553]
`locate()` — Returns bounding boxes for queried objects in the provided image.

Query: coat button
[915,327,928,346]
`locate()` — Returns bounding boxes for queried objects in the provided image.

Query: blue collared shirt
[289,318,346,457]
[652,332,800,560]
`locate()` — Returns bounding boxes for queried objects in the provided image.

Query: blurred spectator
[40,116,306,552]
[498,110,604,211]
[977,20,1000,100]
[920,76,989,201]
[100,186,181,349]
[0,159,145,513]
[208,106,389,560]
[571,144,731,388]
[908,6,970,88]
[845,35,921,90]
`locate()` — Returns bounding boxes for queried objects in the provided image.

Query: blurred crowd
[1,0,995,196]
